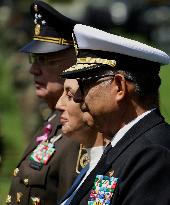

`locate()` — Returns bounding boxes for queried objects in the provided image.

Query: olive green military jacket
[6,111,81,205]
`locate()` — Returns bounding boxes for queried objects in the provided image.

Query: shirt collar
[111,109,155,147]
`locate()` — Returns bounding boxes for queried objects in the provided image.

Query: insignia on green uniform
[23,178,29,186]
[13,168,19,176]
[30,141,55,165]
[76,144,89,174]
[31,197,41,205]
[16,192,23,203]
[6,195,11,203]
[80,153,89,168]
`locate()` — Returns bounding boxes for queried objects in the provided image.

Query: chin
[62,127,79,139]
[62,125,72,135]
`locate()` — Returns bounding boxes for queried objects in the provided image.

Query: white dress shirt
[61,146,105,204]
[111,109,154,148]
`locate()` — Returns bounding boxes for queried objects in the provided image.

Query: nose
[55,95,65,111]
[73,87,84,103]
[29,63,42,76]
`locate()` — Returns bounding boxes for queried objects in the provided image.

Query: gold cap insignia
[6,195,11,203]
[34,4,38,12]
[35,24,41,36]
[17,192,23,203]
[31,197,41,205]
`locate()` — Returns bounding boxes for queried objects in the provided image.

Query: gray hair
[98,67,161,108]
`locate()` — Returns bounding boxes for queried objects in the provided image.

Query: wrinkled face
[29,49,76,109]
[56,79,95,142]
[74,75,122,134]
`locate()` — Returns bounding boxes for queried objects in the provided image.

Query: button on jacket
[7,111,80,205]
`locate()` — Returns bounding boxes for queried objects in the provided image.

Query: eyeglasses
[28,54,60,64]
[77,74,115,94]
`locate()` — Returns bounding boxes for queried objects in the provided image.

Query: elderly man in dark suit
[59,24,170,205]
[6,2,88,205]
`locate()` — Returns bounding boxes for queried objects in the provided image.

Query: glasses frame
[77,74,115,95]
[28,54,60,64]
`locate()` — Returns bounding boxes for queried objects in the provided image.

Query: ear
[111,74,127,102]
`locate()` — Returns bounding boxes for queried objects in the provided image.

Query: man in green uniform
[6,1,88,205]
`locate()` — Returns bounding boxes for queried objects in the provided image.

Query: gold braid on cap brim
[63,57,117,73]
[33,35,74,45]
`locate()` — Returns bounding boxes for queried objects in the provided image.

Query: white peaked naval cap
[75,24,170,64]
[62,24,170,78]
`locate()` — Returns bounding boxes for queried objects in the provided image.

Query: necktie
[103,142,112,155]
[59,164,89,204]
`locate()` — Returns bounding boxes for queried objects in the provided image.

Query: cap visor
[19,40,70,54]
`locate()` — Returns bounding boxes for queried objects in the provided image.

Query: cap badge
[35,24,41,36]
[34,4,38,12]
[38,14,42,19]
[42,20,46,25]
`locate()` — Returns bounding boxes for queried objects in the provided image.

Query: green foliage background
[0,54,27,204]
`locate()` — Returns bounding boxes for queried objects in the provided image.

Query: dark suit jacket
[7,111,80,205]
[70,110,170,205]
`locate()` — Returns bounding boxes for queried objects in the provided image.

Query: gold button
[23,178,29,186]
[13,168,19,176]
[6,195,11,203]
[31,197,40,205]
[17,192,23,203]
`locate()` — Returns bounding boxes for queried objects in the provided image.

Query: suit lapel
[70,109,164,204]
